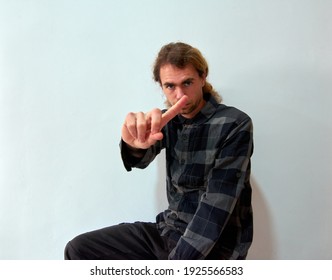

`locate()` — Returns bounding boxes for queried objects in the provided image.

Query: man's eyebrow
[182,78,194,83]
[163,82,174,87]
[163,78,195,87]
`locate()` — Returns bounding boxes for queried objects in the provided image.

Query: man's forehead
[160,64,198,83]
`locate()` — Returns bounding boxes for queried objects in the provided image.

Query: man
[65,42,253,260]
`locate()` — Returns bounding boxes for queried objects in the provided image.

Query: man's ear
[201,73,206,87]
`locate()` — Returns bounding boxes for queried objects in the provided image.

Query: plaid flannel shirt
[121,93,253,259]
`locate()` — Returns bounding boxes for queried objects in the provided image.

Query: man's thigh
[65,222,170,260]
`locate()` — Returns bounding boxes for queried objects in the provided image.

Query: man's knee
[64,235,85,260]
[64,241,74,260]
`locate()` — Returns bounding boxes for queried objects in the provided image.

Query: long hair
[153,42,222,107]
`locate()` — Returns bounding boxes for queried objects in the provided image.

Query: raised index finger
[160,95,188,128]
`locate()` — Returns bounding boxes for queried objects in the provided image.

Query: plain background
[1,0,331,259]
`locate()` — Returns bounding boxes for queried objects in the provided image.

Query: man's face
[159,63,206,119]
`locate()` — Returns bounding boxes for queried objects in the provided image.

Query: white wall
[1,0,331,259]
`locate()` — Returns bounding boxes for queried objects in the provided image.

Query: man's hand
[122,96,188,149]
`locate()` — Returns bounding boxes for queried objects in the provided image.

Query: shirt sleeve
[120,139,163,171]
[168,117,254,260]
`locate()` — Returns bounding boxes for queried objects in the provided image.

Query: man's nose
[175,87,185,99]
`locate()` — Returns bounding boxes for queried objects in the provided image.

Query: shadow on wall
[247,176,277,260]
[155,154,277,259]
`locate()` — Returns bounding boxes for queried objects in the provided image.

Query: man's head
[153,42,221,108]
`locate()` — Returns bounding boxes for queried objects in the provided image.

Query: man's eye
[184,81,192,87]
[166,84,174,89]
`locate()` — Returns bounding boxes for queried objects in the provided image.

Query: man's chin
[181,104,191,112]
[180,107,194,116]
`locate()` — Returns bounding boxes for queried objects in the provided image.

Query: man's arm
[169,117,253,259]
